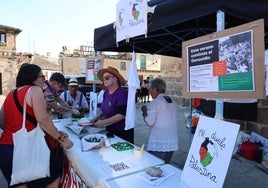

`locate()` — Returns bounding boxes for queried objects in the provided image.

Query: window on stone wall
[120,61,126,70]
[140,55,146,70]
[0,33,6,46]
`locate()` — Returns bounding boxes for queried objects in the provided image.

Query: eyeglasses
[38,75,45,79]
[102,75,114,81]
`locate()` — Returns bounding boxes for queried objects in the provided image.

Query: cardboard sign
[86,57,103,84]
[182,19,265,99]
[181,115,240,188]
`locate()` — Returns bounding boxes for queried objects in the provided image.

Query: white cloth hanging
[125,51,140,130]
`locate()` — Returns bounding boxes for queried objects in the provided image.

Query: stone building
[0,24,60,96]
[19,54,60,80]
[59,51,162,85]
[0,24,21,95]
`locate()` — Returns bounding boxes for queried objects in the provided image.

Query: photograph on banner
[187,31,254,93]
[181,115,240,188]
[86,57,103,83]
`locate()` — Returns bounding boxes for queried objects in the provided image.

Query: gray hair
[149,77,166,93]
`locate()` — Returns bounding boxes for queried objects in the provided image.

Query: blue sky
[1,0,118,57]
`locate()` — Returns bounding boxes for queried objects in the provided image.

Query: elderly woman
[90,66,133,143]
[141,78,179,163]
[0,64,73,188]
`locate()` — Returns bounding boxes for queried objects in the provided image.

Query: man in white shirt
[60,78,89,118]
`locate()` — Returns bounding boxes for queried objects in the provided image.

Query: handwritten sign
[116,0,147,42]
[181,115,240,188]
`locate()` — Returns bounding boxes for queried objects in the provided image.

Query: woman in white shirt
[141,78,179,163]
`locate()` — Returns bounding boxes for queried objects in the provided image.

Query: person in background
[90,67,134,143]
[43,72,80,117]
[60,78,89,118]
[141,78,179,163]
[141,79,149,103]
[0,64,73,187]
[136,76,143,103]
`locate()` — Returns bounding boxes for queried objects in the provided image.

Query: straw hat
[68,78,78,86]
[97,66,125,86]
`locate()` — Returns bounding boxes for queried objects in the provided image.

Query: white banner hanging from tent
[116,0,127,43]
[125,52,140,130]
[126,0,147,39]
[116,0,147,43]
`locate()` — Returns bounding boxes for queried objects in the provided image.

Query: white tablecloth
[105,164,189,188]
[54,118,165,187]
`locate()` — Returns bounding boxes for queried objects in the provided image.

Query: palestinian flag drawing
[199,137,218,167]
[132,3,140,20]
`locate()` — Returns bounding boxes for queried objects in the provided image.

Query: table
[105,164,189,188]
[54,118,165,187]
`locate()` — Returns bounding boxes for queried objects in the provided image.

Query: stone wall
[0,59,17,95]
[160,56,189,106]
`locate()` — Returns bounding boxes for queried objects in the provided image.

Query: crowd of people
[0,64,180,187]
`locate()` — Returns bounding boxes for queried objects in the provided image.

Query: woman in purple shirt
[90,67,134,143]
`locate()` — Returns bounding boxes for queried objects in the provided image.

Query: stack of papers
[65,122,105,135]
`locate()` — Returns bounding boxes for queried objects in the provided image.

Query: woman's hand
[59,138,74,150]
[141,105,147,117]
[93,120,105,128]
[90,116,99,124]
[59,131,68,138]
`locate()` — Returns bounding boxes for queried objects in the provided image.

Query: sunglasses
[102,75,114,81]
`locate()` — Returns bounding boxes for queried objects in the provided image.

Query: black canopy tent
[94,0,268,57]
[93,0,268,121]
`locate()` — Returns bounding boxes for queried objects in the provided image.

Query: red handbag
[240,141,258,160]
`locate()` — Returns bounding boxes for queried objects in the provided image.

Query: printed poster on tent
[181,115,240,188]
[86,57,103,83]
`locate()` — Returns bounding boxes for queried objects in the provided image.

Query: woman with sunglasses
[90,67,134,144]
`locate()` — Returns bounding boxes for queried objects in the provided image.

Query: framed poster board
[182,19,265,99]
[86,57,103,84]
